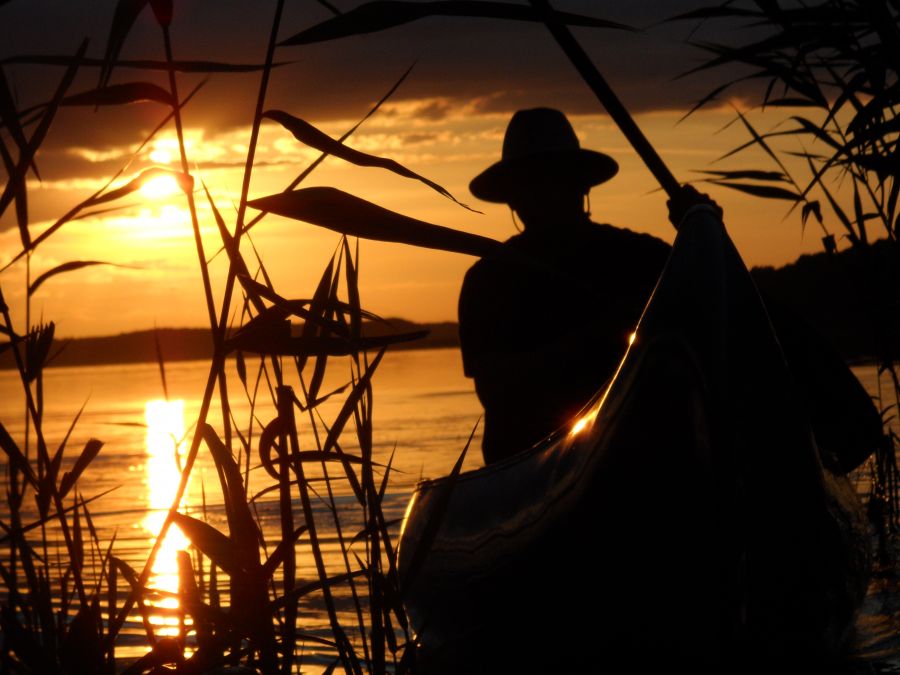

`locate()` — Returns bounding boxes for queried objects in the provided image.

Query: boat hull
[397,210,870,672]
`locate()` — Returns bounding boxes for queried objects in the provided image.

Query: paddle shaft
[529,0,682,216]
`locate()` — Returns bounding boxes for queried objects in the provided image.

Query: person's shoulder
[464,233,527,274]
[585,222,671,252]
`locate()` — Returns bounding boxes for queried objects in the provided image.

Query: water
[0,352,898,670]
[0,349,484,666]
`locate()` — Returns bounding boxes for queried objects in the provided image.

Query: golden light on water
[143,399,189,638]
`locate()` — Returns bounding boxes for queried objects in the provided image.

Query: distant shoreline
[3,239,895,371]
[0,320,461,371]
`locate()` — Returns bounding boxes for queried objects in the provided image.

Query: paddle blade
[248,187,501,257]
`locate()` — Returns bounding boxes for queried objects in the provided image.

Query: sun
[149,147,174,164]
[140,173,181,200]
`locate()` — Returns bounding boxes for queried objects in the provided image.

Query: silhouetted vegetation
[752,239,900,362]
[672,0,900,557]
[0,321,459,370]
[0,0,494,670]
[4,0,896,671]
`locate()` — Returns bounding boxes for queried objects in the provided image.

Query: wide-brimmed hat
[469,107,618,204]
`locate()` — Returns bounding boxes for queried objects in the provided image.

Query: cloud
[67,146,130,163]
[402,132,439,146]
[2,1,751,139]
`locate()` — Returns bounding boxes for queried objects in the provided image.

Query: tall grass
[0,1,719,671]
[0,0,501,671]
[670,0,900,563]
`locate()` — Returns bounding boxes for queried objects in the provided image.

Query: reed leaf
[258,416,284,482]
[60,82,174,108]
[400,420,476,593]
[91,168,193,207]
[322,349,386,456]
[248,476,341,503]
[300,254,337,389]
[377,446,396,505]
[228,309,291,351]
[99,0,151,88]
[697,169,788,182]
[852,181,869,244]
[801,200,823,229]
[24,321,54,383]
[0,421,38,488]
[343,238,362,340]
[264,110,475,211]
[0,74,31,243]
[0,67,33,168]
[240,62,416,244]
[255,418,380,482]
[2,168,192,271]
[0,487,118,545]
[235,275,353,333]
[0,137,29,248]
[812,156,857,241]
[710,181,800,201]
[678,80,735,120]
[0,40,86,246]
[58,439,104,500]
[201,180,268,317]
[787,116,843,151]
[230,317,424,356]
[733,108,790,171]
[171,512,244,578]
[348,518,403,548]
[28,261,129,297]
[149,0,173,27]
[235,349,248,388]
[280,0,629,45]
[270,569,368,610]
[2,54,288,73]
[249,187,503,257]
[49,400,88,484]
[668,6,762,21]
[38,399,87,517]
[261,525,308,580]
[763,97,820,108]
[201,424,260,571]
[71,495,84,577]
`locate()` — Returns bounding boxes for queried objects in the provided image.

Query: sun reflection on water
[143,399,189,638]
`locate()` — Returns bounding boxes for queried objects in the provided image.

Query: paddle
[528,2,887,478]
[527,0,683,214]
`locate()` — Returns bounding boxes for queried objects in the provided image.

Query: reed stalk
[0,1,536,672]
[672,0,900,560]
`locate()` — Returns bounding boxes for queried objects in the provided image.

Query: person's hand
[667,184,722,227]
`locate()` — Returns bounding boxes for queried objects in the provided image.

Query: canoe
[396,207,871,673]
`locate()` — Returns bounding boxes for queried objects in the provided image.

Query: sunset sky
[0,0,845,337]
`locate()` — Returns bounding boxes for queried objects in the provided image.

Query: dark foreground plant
[670,0,900,564]
[0,2,442,673]
[0,1,633,672]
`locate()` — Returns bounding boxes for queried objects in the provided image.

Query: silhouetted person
[460,107,882,471]
[459,108,672,464]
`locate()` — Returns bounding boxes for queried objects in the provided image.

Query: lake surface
[0,351,898,671]
[0,348,485,667]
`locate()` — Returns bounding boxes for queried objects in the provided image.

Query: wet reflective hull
[397,210,870,673]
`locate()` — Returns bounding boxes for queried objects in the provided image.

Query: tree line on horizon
[2,239,895,370]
